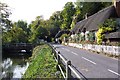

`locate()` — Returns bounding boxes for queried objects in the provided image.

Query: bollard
[66,60,71,80]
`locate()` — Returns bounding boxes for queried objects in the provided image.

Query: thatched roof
[105,31,120,39]
[71,5,118,33]
[55,30,70,38]
[71,19,88,33]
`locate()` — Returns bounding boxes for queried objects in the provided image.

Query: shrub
[96,19,117,45]
[60,34,69,41]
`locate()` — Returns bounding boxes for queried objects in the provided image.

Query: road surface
[52,44,120,79]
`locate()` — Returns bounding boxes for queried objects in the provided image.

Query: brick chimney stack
[114,0,120,17]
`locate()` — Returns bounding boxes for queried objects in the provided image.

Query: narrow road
[52,44,120,79]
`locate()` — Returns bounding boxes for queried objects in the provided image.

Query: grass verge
[22,44,62,79]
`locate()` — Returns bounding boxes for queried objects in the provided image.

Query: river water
[1,57,29,79]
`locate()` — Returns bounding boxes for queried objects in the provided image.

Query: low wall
[68,43,120,56]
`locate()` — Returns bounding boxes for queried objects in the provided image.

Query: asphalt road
[52,44,120,79]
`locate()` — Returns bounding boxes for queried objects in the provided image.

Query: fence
[68,43,120,56]
[48,43,86,80]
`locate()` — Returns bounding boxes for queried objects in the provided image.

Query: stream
[1,57,29,79]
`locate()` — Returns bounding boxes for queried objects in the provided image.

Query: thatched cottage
[71,0,120,44]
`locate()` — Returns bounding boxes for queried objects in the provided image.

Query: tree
[81,2,103,17]
[75,1,112,19]
[74,1,83,22]
[48,11,62,39]
[70,1,112,30]
[2,25,28,44]
[61,2,75,30]
[101,2,112,8]
[28,16,49,43]
[2,20,29,44]
[0,2,12,31]
[15,20,27,31]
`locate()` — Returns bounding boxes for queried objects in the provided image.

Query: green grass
[22,44,62,79]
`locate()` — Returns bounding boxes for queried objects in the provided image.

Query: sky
[1,0,76,24]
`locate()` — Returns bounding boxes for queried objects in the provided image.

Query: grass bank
[22,44,62,79]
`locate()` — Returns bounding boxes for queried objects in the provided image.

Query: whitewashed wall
[68,43,120,56]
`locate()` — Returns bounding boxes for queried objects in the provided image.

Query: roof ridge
[87,5,114,19]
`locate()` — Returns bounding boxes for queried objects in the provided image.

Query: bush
[96,19,117,45]
[60,34,69,42]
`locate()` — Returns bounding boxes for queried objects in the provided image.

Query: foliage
[82,2,103,17]
[96,28,105,45]
[70,32,96,44]
[75,1,106,22]
[2,20,29,44]
[14,20,30,34]
[96,19,117,44]
[74,1,82,22]
[1,2,30,44]
[28,16,49,43]
[2,26,28,44]
[70,15,77,29]
[87,32,95,42]
[74,1,112,20]
[0,2,12,31]
[60,2,75,30]
[101,2,112,8]
[69,1,112,30]
[1,1,113,44]
[72,34,79,43]
[79,33,85,41]
[118,42,120,46]
[48,11,62,39]
[22,45,62,78]
[60,34,69,41]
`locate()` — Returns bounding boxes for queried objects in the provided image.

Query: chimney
[114,0,120,17]
[85,13,88,19]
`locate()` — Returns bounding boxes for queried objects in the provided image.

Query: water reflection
[13,62,29,78]
[1,58,29,79]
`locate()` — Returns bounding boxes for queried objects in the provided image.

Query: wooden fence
[48,43,86,80]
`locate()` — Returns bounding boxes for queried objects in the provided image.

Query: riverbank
[22,44,62,79]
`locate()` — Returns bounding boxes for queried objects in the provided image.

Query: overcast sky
[1,0,76,23]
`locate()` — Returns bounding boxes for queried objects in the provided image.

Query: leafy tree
[60,34,69,43]
[15,20,28,31]
[74,1,83,22]
[70,1,112,30]
[101,2,112,8]
[0,2,12,31]
[1,1,113,44]
[2,25,28,44]
[29,16,43,33]
[80,2,103,17]
[61,2,75,30]
[75,1,112,19]
[29,16,49,43]
[47,11,62,40]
